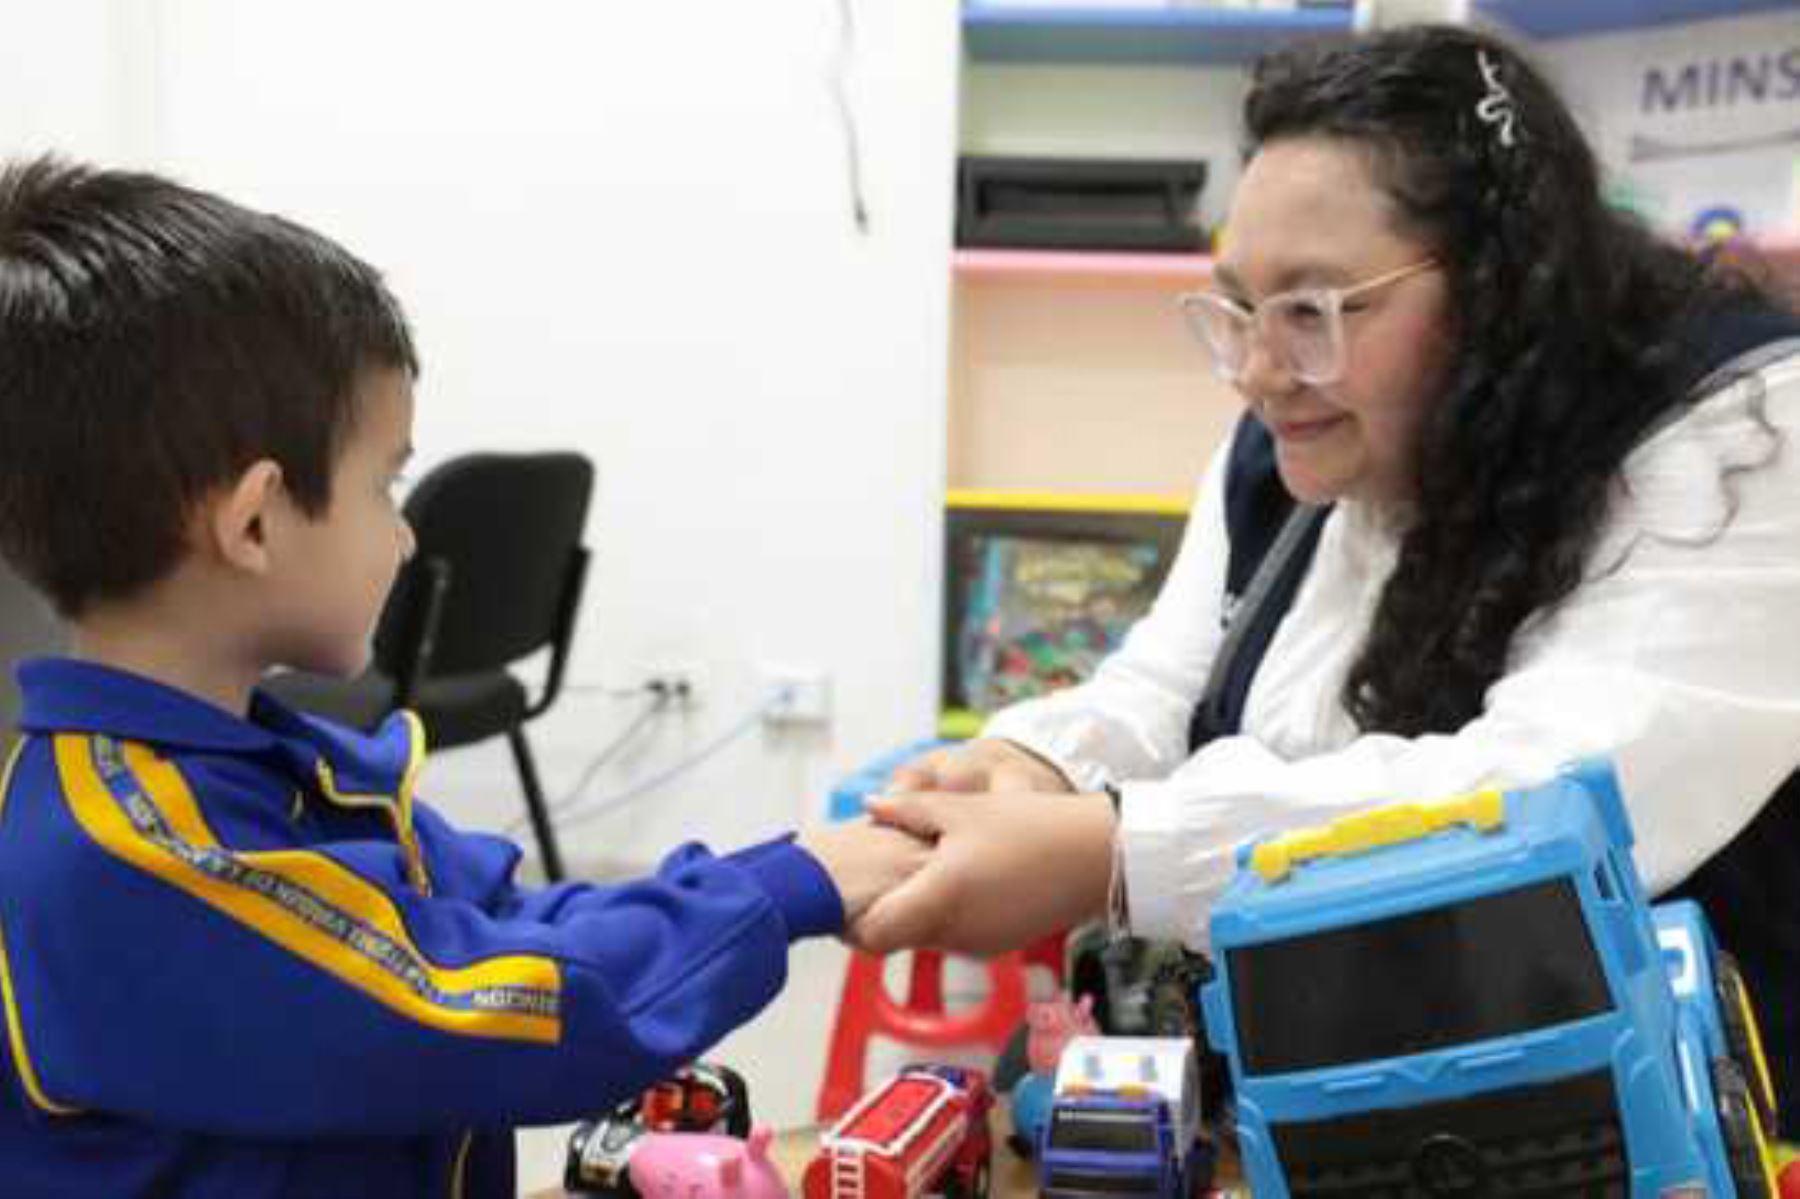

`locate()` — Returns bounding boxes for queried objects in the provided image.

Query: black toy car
[564,1063,752,1197]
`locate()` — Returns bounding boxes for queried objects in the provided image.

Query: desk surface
[530,1109,1238,1199]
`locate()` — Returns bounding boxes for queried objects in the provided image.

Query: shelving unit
[963,4,1356,65]
[949,5,1273,501]
[953,248,1214,286]
[946,488,1192,513]
[947,272,1237,495]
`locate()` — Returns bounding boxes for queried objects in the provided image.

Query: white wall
[1518,10,1800,239]
[120,0,961,867]
[1,0,958,1141]
[0,1,151,744]
[0,0,154,165]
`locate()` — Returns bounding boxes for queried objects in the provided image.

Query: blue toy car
[1200,759,1781,1197]
[1036,1035,1212,1199]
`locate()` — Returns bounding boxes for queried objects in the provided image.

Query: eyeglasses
[1177,259,1438,386]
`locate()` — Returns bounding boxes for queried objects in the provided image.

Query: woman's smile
[1268,413,1348,442]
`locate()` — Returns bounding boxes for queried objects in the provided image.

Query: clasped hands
[798,739,1117,958]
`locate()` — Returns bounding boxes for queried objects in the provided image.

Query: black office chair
[267,451,594,881]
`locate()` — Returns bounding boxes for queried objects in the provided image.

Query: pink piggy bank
[1025,994,1099,1076]
[628,1126,789,1199]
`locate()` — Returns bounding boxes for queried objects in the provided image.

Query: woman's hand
[847,789,1115,956]
[886,738,1074,795]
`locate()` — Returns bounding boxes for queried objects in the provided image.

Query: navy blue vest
[1189,305,1800,1132]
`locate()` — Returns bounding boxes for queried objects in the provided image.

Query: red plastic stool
[814,931,1067,1121]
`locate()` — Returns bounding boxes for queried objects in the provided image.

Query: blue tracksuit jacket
[0,657,843,1198]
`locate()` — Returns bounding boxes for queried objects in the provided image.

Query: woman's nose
[1235,330,1299,400]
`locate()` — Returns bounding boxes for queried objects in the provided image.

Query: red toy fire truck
[802,1065,994,1199]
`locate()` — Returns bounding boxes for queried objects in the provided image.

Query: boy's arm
[0,738,922,1137]
[484,817,926,933]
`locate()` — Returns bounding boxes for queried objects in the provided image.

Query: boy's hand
[886,738,1073,795]
[797,819,933,927]
[849,789,1115,956]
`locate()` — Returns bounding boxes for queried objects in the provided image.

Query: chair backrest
[373,451,594,679]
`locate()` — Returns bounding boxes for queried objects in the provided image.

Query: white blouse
[984,348,1800,950]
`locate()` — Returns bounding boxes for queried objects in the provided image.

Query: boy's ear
[208,459,286,576]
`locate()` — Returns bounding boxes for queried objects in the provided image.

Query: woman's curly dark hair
[1243,23,1770,737]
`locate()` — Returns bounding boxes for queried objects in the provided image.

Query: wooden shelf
[962,5,1355,66]
[953,238,1795,286]
[948,274,1239,495]
[947,488,1192,514]
[1475,0,1794,40]
[954,248,1214,285]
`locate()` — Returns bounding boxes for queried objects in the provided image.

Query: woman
[857,24,1800,1129]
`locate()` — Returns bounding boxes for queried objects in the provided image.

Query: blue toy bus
[1200,759,1781,1197]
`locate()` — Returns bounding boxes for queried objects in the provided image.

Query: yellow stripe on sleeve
[0,737,26,826]
[0,736,80,1114]
[0,918,80,1116]
[55,734,562,1044]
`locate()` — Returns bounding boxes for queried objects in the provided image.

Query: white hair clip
[1474,49,1519,149]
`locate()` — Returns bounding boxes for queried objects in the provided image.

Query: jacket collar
[15,657,423,804]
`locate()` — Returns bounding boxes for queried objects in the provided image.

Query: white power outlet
[630,663,702,707]
[762,666,831,726]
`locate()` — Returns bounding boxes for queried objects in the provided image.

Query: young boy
[0,157,927,1198]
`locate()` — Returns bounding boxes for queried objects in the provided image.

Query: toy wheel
[1147,948,1208,1039]
[1717,952,1779,1135]
[725,1082,753,1137]
[563,1121,599,1195]
[1146,980,1194,1038]
[1714,1058,1778,1199]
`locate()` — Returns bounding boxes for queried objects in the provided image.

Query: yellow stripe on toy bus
[1252,789,1505,883]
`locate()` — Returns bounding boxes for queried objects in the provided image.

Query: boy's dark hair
[0,156,418,619]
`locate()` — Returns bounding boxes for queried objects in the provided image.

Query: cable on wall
[551,684,796,833]
[831,0,870,234]
[504,688,671,837]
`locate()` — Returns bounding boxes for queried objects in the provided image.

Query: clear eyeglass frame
[1176,258,1438,386]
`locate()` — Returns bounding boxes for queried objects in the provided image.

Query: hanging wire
[551,685,795,832]
[504,689,671,836]
[831,0,870,234]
